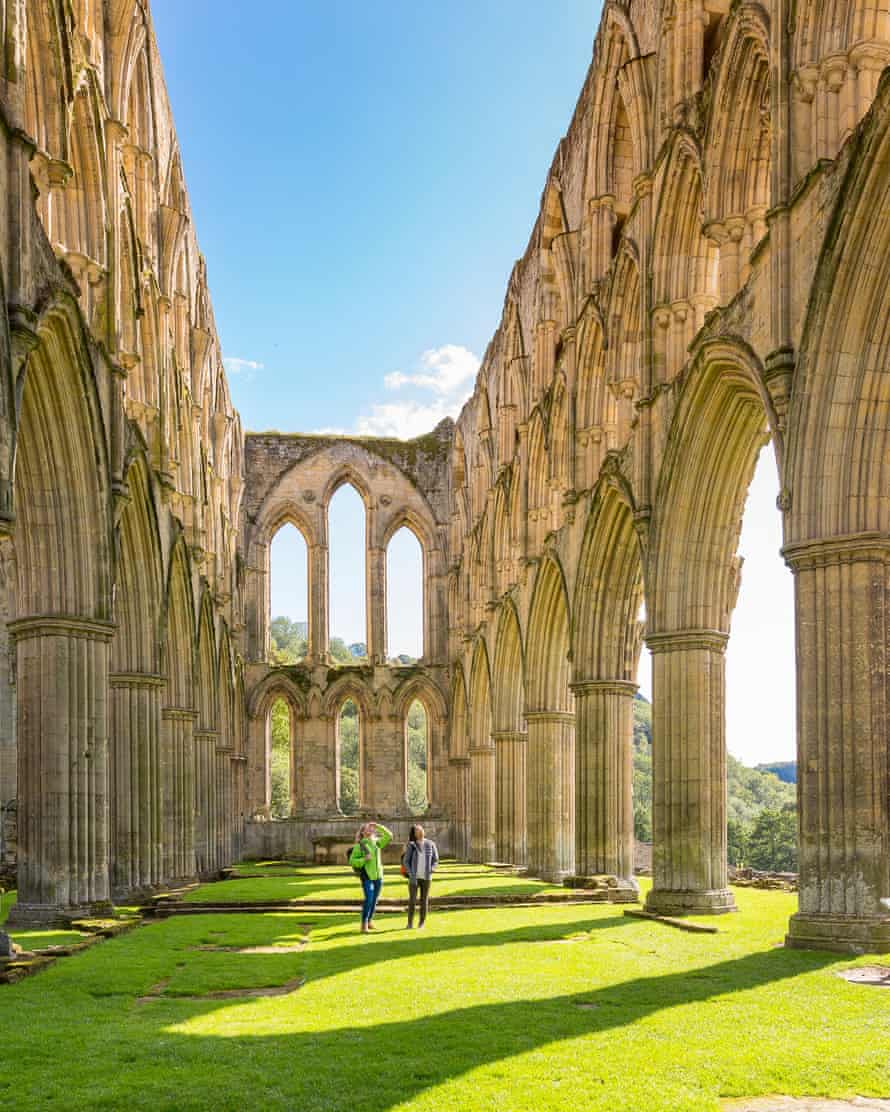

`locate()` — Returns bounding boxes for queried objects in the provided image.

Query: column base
[644,887,737,916]
[566,875,640,903]
[785,912,890,954]
[6,899,116,929]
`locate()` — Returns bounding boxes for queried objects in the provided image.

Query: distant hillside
[756,761,797,784]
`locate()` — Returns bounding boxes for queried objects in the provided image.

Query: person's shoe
[367,922,377,931]
[406,923,414,929]
[360,923,369,933]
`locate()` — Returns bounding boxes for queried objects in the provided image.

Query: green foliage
[269,699,291,819]
[747,805,798,872]
[727,756,796,828]
[330,637,360,665]
[406,699,428,813]
[269,615,307,663]
[727,818,749,867]
[338,699,359,814]
[632,696,652,843]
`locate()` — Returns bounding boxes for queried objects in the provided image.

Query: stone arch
[448,664,470,858]
[383,516,428,661]
[606,241,642,436]
[109,450,165,894]
[571,482,643,884]
[492,600,527,866]
[549,373,570,494]
[245,671,307,819]
[652,134,718,382]
[160,536,197,883]
[23,0,69,159]
[644,338,772,917]
[781,79,890,947]
[527,408,549,552]
[57,76,108,273]
[394,674,447,813]
[525,554,574,880]
[703,4,771,272]
[575,301,613,488]
[468,636,494,862]
[324,676,374,814]
[10,298,114,920]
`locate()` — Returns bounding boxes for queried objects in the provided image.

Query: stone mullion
[784,539,890,952]
[571,680,636,889]
[644,631,735,915]
[109,672,164,895]
[10,618,114,924]
[525,711,575,882]
[469,745,496,863]
[494,731,527,866]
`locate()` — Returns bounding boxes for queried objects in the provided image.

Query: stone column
[247,710,270,818]
[109,672,164,896]
[494,731,527,866]
[299,714,337,817]
[161,707,197,884]
[644,631,736,915]
[193,729,217,876]
[784,538,890,952]
[469,744,496,863]
[525,711,575,882]
[364,712,405,814]
[309,543,328,662]
[9,618,114,925]
[216,747,234,868]
[572,680,637,892]
[449,756,471,860]
[367,544,386,663]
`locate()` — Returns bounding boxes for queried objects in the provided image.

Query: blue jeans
[361,875,382,924]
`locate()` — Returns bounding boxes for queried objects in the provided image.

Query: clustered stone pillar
[785,538,890,952]
[109,672,164,894]
[9,618,114,924]
[645,631,736,915]
[572,680,636,891]
[193,729,218,876]
[525,711,575,881]
[367,544,386,663]
[469,743,495,863]
[161,707,197,883]
[493,731,527,866]
[449,755,471,860]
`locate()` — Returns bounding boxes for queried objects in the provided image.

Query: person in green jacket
[349,821,393,933]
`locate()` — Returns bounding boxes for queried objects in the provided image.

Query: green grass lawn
[2,873,890,1110]
[183,862,566,904]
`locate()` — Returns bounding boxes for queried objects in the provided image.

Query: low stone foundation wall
[243,816,454,863]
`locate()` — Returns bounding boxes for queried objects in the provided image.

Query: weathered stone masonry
[1,1,889,954]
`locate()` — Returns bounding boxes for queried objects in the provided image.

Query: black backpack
[347,843,367,878]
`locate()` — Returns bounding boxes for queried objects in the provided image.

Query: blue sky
[152,2,795,765]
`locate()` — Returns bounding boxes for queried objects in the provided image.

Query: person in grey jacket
[404,823,439,929]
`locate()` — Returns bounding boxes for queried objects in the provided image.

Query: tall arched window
[386,526,423,662]
[270,523,308,662]
[337,698,361,815]
[405,699,429,814]
[269,697,294,818]
[328,483,367,663]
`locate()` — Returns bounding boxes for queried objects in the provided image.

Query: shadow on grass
[0,904,843,1112]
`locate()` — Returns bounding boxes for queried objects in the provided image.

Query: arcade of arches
[0,1,889,953]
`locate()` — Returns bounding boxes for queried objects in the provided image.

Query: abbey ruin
[0,0,889,954]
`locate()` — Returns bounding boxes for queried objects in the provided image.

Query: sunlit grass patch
[1,883,889,1111]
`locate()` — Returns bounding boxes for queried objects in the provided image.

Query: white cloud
[224,356,264,376]
[347,344,479,439]
[383,344,479,396]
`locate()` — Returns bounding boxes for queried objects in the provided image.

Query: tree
[269,698,291,818]
[270,615,307,663]
[727,818,749,867]
[747,805,798,872]
[338,700,360,814]
[406,700,428,813]
[633,695,652,841]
